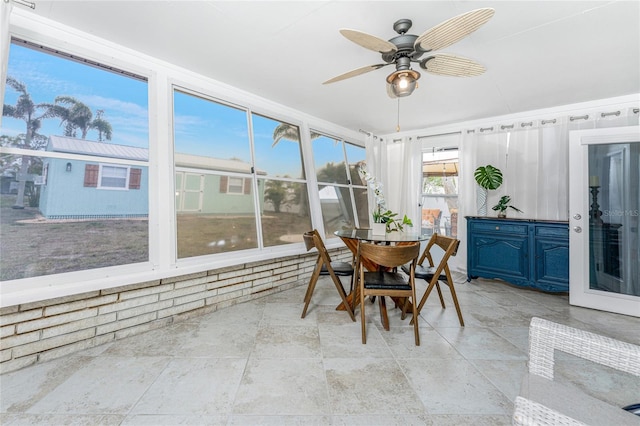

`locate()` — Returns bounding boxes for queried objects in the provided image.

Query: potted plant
[474,165,503,215]
[492,195,522,218]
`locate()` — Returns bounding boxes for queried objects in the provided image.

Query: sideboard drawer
[470,221,527,235]
[535,225,569,238]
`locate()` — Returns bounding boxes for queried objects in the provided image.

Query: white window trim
[97,164,130,190]
[227,176,244,195]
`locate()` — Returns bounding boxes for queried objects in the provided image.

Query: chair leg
[360,279,366,344]
[447,281,465,326]
[435,282,446,308]
[328,271,356,322]
[301,259,322,318]
[378,296,389,331]
[411,285,420,346]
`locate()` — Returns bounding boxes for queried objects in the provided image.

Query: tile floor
[1,274,639,425]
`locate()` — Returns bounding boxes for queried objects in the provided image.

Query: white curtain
[0,0,13,112]
[454,107,639,273]
[386,136,421,228]
[365,135,420,229]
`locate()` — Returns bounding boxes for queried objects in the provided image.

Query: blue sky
[2,43,149,148]
[1,42,360,178]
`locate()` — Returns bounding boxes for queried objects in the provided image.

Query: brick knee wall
[0,248,353,374]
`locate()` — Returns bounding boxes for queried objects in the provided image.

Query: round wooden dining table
[334,229,431,330]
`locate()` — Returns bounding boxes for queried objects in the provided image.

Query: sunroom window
[0,39,150,281]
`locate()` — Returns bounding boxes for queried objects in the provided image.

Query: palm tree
[2,76,49,209]
[91,110,113,141]
[45,96,94,138]
[271,123,320,147]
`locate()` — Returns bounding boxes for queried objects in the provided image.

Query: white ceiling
[23,1,640,135]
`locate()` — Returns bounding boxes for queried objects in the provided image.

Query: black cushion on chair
[402,264,446,281]
[362,271,412,290]
[320,261,354,276]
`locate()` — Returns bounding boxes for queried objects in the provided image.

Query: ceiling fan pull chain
[396,98,401,132]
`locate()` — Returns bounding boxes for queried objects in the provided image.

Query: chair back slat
[359,242,420,269]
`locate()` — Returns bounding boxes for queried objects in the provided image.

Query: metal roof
[48,136,148,161]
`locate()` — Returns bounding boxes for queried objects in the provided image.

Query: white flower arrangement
[358,166,413,232]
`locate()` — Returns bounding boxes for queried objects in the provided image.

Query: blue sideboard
[466,216,569,292]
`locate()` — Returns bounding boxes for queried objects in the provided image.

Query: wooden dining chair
[402,233,464,326]
[301,230,356,321]
[357,241,421,345]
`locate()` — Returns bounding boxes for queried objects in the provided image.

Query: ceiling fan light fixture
[386,69,421,97]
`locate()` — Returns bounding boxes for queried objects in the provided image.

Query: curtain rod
[4,0,35,9]
[416,130,462,140]
[358,129,379,140]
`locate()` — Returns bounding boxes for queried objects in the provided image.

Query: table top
[334,229,430,243]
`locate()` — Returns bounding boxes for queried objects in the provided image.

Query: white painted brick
[0,330,40,349]
[98,294,159,314]
[272,276,298,287]
[16,308,98,334]
[114,317,173,340]
[218,268,254,280]
[280,269,302,280]
[215,295,252,310]
[205,289,244,305]
[0,354,37,374]
[38,335,110,363]
[12,328,96,358]
[173,275,212,289]
[0,324,15,339]
[173,290,214,306]
[116,300,173,320]
[19,291,100,310]
[0,308,42,327]
[158,300,204,319]
[1,348,11,362]
[253,263,279,273]
[205,275,245,290]
[41,313,117,340]
[252,276,274,287]
[162,271,206,284]
[217,281,252,294]
[119,283,174,300]
[0,305,19,315]
[172,304,216,322]
[101,279,161,295]
[251,282,275,294]
[158,283,207,301]
[45,294,118,316]
[272,265,297,275]
[96,312,158,335]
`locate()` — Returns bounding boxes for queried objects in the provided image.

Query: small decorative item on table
[359,166,413,233]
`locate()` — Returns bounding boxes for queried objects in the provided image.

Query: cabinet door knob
[573,226,582,233]
[573,213,582,220]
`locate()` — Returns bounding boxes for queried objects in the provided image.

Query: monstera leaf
[474,165,503,190]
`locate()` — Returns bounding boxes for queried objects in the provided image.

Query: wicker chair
[513,317,640,425]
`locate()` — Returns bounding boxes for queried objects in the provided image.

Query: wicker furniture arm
[528,317,640,380]
[513,317,640,426]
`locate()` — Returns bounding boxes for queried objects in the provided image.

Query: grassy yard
[1,195,310,281]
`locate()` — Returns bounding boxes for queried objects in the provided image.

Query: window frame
[97,164,130,190]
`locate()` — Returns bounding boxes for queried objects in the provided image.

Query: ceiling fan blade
[415,8,495,52]
[323,63,388,84]
[420,54,486,77]
[340,29,397,54]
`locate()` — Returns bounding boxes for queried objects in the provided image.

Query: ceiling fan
[323,8,495,98]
